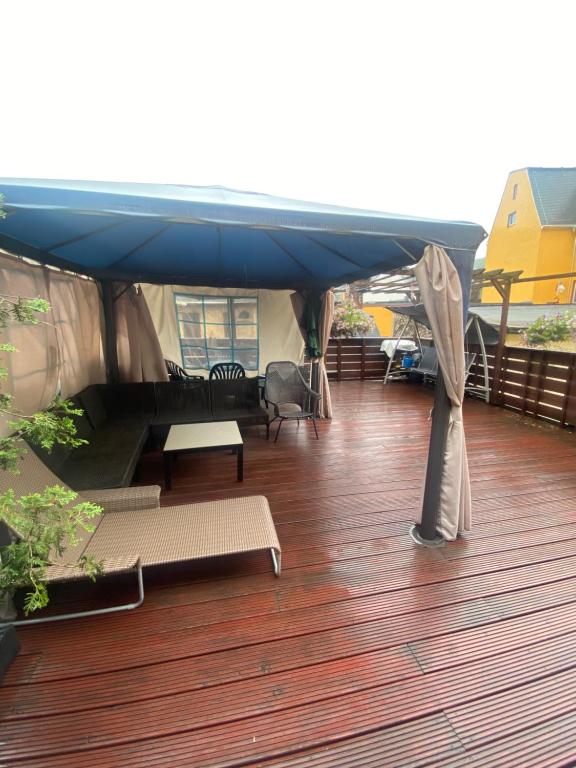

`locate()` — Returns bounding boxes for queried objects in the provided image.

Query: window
[507,211,517,227]
[175,294,259,370]
[512,183,518,200]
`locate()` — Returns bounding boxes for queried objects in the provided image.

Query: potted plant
[331,299,374,338]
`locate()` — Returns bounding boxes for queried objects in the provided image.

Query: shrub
[523,312,576,347]
[331,300,374,338]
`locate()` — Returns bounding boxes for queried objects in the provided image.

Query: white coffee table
[163,421,243,490]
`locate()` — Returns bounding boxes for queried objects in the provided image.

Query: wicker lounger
[1,445,281,626]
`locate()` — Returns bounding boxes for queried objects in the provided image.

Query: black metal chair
[264,361,321,442]
[164,359,205,381]
[209,362,246,380]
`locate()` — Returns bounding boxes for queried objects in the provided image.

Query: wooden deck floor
[2,380,576,766]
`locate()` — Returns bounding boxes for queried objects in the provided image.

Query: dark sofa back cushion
[78,386,107,428]
[210,377,260,412]
[96,383,157,420]
[31,404,93,473]
[155,381,211,422]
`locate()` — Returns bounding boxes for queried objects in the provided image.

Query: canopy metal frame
[0,179,489,546]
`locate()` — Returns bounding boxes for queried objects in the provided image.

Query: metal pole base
[409,524,446,548]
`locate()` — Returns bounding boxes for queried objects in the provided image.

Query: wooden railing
[326,337,392,381]
[327,337,576,429]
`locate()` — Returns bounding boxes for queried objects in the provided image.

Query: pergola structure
[358,266,525,404]
[0,178,487,543]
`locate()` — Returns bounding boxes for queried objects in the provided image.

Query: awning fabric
[385,303,499,345]
[0,179,486,290]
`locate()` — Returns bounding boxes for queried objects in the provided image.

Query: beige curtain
[318,290,334,418]
[46,270,105,398]
[290,290,334,418]
[0,254,105,437]
[115,285,169,383]
[414,245,471,540]
[290,292,307,348]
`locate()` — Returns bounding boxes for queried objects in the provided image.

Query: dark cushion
[212,407,269,426]
[95,383,157,420]
[210,377,260,410]
[211,379,267,426]
[28,402,93,475]
[58,422,149,489]
[154,381,211,426]
[77,386,107,428]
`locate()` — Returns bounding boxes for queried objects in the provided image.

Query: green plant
[0,487,102,614]
[523,312,576,347]
[0,246,103,614]
[331,299,374,338]
[0,295,88,472]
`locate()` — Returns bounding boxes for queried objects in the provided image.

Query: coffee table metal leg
[237,445,244,481]
[164,452,173,491]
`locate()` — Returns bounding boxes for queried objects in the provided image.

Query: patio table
[163,421,243,490]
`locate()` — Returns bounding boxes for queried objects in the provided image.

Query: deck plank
[2,381,576,766]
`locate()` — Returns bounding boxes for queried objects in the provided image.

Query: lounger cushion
[84,495,280,567]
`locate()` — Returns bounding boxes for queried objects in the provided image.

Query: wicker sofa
[31,379,269,491]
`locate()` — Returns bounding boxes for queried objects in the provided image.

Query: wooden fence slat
[327,338,576,430]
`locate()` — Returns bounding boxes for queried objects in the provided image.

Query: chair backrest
[165,359,187,381]
[414,346,438,376]
[264,361,309,409]
[209,362,246,380]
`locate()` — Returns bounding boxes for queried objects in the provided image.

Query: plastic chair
[164,359,205,381]
[209,362,246,380]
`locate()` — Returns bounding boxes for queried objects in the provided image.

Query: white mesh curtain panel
[414,245,472,540]
[318,290,334,418]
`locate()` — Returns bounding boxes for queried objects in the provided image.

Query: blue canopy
[0,179,486,290]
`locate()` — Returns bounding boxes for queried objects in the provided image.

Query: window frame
[174,293,259,371]
[512,183,518,200]
[507,211,517,228]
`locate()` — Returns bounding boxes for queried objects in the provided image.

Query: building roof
[526,168,576,226]
[0,179,486,290]
[471,302,576,331]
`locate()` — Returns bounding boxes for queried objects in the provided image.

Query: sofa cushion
[96,383,157,420]
[77,386,107,428]
[212,407,269,426]
[57,422,149,490]
[154,381,211,426]
[210,378,268,425]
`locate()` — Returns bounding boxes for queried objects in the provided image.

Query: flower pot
[0,590,17,623]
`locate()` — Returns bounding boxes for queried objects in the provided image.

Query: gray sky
[3,0,575,255]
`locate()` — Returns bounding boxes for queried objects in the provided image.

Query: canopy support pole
[475,315,490,403]
[490,278,511,405]
[410,246,475,546]
[409,370,451,546]
[383,316,412,385]
[101,280,120,384]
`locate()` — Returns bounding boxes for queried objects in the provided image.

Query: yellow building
[362,305,394,336]
[483,168,576,304]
